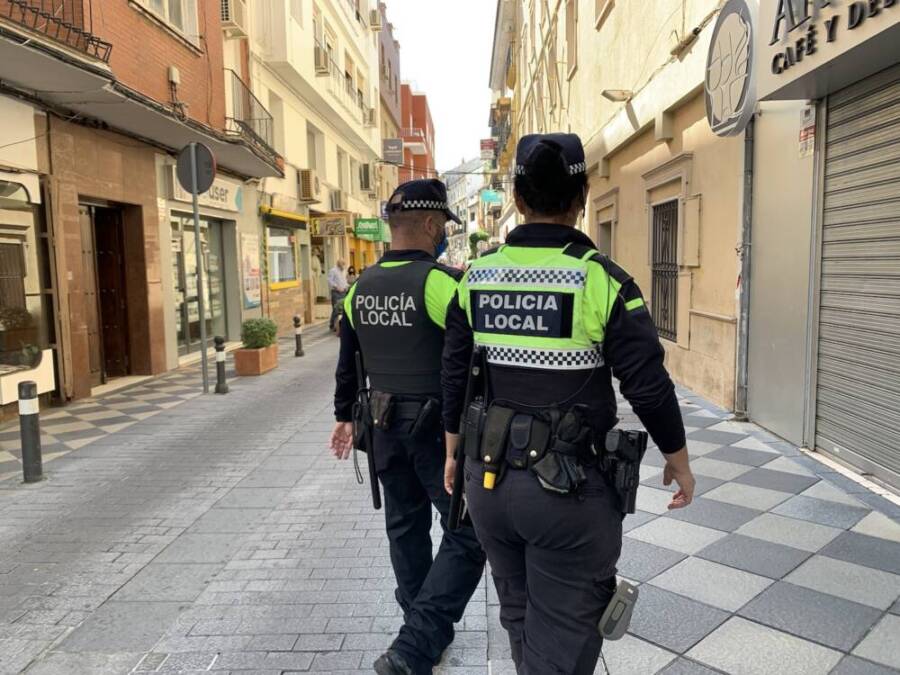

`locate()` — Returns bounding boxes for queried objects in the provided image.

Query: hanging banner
[241,233,261,309]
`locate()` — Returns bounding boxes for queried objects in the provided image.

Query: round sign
[705,0,758,137]
[176,142,217,194]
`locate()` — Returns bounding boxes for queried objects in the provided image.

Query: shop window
[267,226,299,288]
[134,0,199,45]
[651,200,678,341]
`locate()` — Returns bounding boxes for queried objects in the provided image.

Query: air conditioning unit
[369,9,383,31]
[331,190,346,212]
[359,163,375,193]
[298,169,320,203]
[363,107,376,127]
[314,46,330,75]
[220,0,248,37]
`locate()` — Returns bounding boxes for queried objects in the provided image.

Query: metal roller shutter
[817,63,900,484]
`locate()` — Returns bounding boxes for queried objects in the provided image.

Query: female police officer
[441,133,696,674]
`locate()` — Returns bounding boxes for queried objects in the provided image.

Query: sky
[383,0,496,172]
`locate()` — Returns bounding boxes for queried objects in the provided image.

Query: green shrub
[241,318,277,349]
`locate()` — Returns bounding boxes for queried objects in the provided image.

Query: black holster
[602,429,648,514]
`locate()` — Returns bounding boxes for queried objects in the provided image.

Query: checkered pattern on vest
[467,267,587,288]
[484,345,605,370]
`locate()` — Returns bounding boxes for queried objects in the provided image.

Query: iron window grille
[651,199,678,341]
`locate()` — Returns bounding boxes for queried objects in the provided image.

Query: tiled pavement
[0,332,898,674]
[0,327,334,483]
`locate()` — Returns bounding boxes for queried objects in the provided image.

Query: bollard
[214,336,229,395]
[293,316,305,357]
[18,381,43,483]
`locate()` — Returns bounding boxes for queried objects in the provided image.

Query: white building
[443,158,486,265]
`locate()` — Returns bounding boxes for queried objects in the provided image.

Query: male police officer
[330,179,486,675]
[442,134,696,674]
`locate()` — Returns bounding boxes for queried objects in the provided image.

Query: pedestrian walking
[329,179,487,675]
[442,133,696,674]
[328,258,349,333]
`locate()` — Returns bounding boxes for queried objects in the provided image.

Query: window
[134,0,199,45]
[651,200,678,341]
[565,0,578,79]
[0,243,25,311]
[267,227,298,285]
[349,158,359,195]
[337,148,347,190]
[596,220,612,257]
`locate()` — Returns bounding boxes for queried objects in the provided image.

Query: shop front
[259,193,312,332]
[310,212,351,323]
[746,1,900,486]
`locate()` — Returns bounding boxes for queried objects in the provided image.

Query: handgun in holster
[449,347,486,531]
[531,406,591,495]
[603,429,648,514]
[354,352,381,510]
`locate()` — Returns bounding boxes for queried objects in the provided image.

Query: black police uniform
[333,180,486,674]
[441,135,687,674]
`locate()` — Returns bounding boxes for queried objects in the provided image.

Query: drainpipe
[734,117,755,421]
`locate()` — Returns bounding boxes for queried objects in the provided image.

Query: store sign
[480,189,503,204]
[759,0,900,100]
[480,139,496,161]
[383,138,403,164]
[355,218,385,241]
[241,233,261,309]
[312,213,349,237]
[171,167,242,212]
[705,0,758,137]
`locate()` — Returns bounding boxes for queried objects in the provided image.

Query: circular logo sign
[705,0,758,137]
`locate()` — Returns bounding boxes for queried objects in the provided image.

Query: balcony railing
[226,69,275,156]
[1,0,111,61]
[401,127,424,139]
[316,44,369,127]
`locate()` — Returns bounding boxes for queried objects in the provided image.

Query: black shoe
[373,650,414,675]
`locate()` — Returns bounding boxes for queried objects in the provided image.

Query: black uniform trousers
[466,462,621,675]
[374,413,486,674]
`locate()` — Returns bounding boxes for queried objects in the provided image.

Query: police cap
[387,179,462,224]
[515,133,587,178]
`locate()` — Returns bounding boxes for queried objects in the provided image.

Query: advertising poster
[241,233,261,309]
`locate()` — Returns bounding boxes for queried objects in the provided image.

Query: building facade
[399,84,436,183]
[0,0,281,409]
[443,158,486,266]
[489,0,744,409]
[376,1,401,252]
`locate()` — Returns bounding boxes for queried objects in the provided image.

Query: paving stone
[695,533,811,579]
[771,495,870,530]
[154,534,246,564]
[736,513,842,553]
[627,518,726,556]
[851,614,900,670]
[293,633,346,651]
[733,468,819,494]
[687,617,842,675]
[832,655,900,675]
[738,581,881,651]
[820,530,900,575]
[600,634,676,674]
[785,556,900,610]
[702,482,792,511]
[704,445,777,467]
[237,471,303,489]
[621,510,656,533]
[616,537,686,582]
[760,455,817,477]
[655,657,723,675]
[57,602,184,653]
[649,558,772,612]
[640,472,724,497]
[851,511,900,544]
[636,486,678,514]
[664,497,760,533]
[113,563,219,602]
[310,650,364,670]
[799,479,866,506]
[628,585,728,653]
[188,508,272,534]
[25,651,144,674]
[688,457,753,481]
[686,429,748,445]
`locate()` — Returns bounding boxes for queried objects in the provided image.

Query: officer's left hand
[330,422,354,460]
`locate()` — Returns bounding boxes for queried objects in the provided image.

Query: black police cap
[515,133,587,178]
[386,179,462,224]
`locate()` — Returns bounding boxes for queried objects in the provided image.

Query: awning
[0,25,281,179]
[260,205,308,229]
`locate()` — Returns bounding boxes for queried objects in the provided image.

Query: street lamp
[602,89,634,102]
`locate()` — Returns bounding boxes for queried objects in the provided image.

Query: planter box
[234,344,278,376]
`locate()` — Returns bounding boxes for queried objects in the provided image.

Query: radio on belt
[598,580,638,641]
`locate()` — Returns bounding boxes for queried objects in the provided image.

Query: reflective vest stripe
[480,343,605,370]
[467,267,587,289]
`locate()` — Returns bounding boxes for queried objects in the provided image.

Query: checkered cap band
[467,267,587,289]
[400,200,449,210]
[483,345,605,371]
[515,162,586,176]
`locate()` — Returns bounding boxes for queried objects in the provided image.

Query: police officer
[441,134,696,674]
[330,179,486,675]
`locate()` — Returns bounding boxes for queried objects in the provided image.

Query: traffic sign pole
[190,142,210,394]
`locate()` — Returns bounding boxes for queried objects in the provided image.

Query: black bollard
[293,316,305,357]
[214,336,229,394]
[18,381,43,483]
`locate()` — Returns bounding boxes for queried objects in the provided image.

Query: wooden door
[93,208,129,379]
[79,206,103,386]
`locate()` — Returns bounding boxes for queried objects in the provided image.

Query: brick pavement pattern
[0,328,898,674]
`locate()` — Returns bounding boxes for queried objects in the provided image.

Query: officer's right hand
[444,433,460,494]
[329,422,353,460]
[663,447,695,509]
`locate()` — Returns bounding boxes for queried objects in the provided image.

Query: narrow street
[0,330,898,675]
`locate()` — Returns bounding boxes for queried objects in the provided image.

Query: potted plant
[234,318,279,376]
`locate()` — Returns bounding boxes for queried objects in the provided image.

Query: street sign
[312,214,348,236]
[480,139,496,161]
[382,138,403,164]
[176,142,216,193]
[176,142,217,394]
[355,218,385,241]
